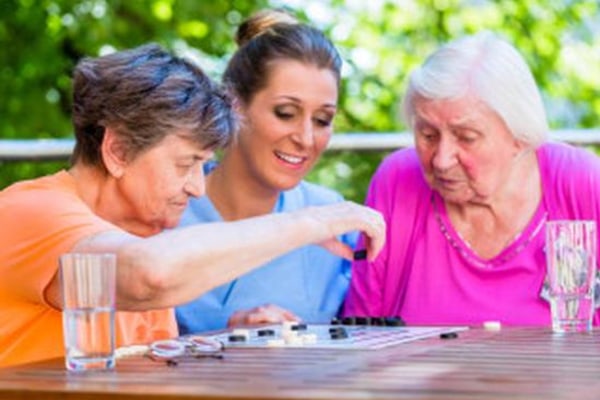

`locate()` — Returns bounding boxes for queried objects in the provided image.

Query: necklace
[431,194,547,269]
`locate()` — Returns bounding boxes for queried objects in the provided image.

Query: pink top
[344,142,600,326]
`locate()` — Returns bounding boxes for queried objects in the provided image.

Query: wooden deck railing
[1,129,599,161]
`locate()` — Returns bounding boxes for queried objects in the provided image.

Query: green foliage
[313,0,599,201]
[1,0,599,202]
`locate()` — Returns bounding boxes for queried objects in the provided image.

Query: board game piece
[200,323,468,350]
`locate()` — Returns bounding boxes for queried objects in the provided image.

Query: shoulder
[371,148,424,187]
[282,181,344,208]
[378,147,420,172]
[539,141,600,180]
[1,171,84,213]
[539,141,600,166]
[366,147,429,206]
[0,172,117,298]
[1,171,115,231]
[539,141,600,218]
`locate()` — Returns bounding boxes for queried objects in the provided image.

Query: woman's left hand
[227,303,300,327]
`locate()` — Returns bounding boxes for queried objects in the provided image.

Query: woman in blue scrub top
[175,9,355,334]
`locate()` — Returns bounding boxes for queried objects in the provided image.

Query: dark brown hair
[71,43,235,168]
[224,9,342,104]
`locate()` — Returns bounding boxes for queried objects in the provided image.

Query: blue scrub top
[175,168,356,334]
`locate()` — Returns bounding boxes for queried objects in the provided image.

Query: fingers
[227,304,300,327]
[318,239,355,261]
[361,207,385,261]
[324,201,386,261]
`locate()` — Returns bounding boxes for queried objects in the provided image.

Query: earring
[109,165,123,178]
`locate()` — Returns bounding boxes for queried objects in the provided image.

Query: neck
[207,159,280,221]
[452,149,540,218]
[445,149,541,258]
[69,164,160,237]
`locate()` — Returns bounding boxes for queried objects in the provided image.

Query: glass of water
[59,253,116,371]
[546,220,597,333]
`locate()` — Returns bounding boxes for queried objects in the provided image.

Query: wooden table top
[0,326,599,400]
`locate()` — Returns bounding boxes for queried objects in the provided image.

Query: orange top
[0,171,177,367]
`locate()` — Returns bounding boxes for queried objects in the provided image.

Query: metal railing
[1,129,599,161]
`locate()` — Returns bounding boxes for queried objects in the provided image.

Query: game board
[202,323,469,350]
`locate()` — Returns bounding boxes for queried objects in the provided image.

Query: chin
[437,189,469,204]
[276,175,305,190]
[281,181,302,191]
[157,213,184,231]
[163,217,183,230]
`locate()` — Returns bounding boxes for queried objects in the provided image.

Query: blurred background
[1,0,599,201]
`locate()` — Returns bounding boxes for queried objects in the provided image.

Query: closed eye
[314,117,332,127]
[458,136,476,144]
[274,108,294,120]
[419,130,438,142]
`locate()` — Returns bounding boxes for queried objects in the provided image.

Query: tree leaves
[1,0,598,200]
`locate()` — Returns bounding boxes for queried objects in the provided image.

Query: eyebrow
[197,153,215,161]
[179,153,213,163]
[276,95,337,110]
[415,114,481,129]
[449,114,481,126]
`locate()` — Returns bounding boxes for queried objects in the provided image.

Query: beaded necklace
[431,194,547,269]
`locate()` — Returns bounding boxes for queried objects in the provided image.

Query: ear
[101,127,128,178]
[233,95,246,117]
[231,97,248,145]
[511,132,528,151]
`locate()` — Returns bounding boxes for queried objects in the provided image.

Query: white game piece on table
[266,338,285,347]
[301,333,318,344]
[483,321,502,331]
[281,330,298,340]
[283,335,304,346]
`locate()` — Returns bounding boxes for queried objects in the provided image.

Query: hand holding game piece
[307,201,386,262]
[353,249,368,260]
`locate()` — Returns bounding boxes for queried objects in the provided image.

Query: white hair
[402,31,549,147]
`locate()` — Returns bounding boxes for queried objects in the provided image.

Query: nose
[292,118,315,148]
[432,136,458,172]
[184,164,205,198]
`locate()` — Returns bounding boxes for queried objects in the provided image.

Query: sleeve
[544,144,600,222]
[0,186,117,305]
[541,143,600,326]
[343,151,404,317]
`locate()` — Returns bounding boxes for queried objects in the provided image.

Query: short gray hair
[402,31,548,147]
[71,43,235,169]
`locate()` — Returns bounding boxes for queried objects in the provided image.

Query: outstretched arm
[45,201,385,311]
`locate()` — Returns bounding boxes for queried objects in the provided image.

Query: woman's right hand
[300,201,386,262]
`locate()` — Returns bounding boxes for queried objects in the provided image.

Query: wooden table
[0,327,599,400]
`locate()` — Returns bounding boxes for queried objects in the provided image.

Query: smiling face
[228,60,338,192]
[412,93,525,206]
[116,133,213,234]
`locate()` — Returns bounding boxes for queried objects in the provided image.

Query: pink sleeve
[343,151,406,317]
[343,148,431,318]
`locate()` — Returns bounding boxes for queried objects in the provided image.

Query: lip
[172,202,188,209]
[434,176,462,189]
[274,150,308,170]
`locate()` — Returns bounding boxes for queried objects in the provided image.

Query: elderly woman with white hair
[343,31,600,326]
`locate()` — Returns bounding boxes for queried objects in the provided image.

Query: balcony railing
[0,129,599,161]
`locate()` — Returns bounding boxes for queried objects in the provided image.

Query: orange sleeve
[0,172,177,367]
[0,171,117,305]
